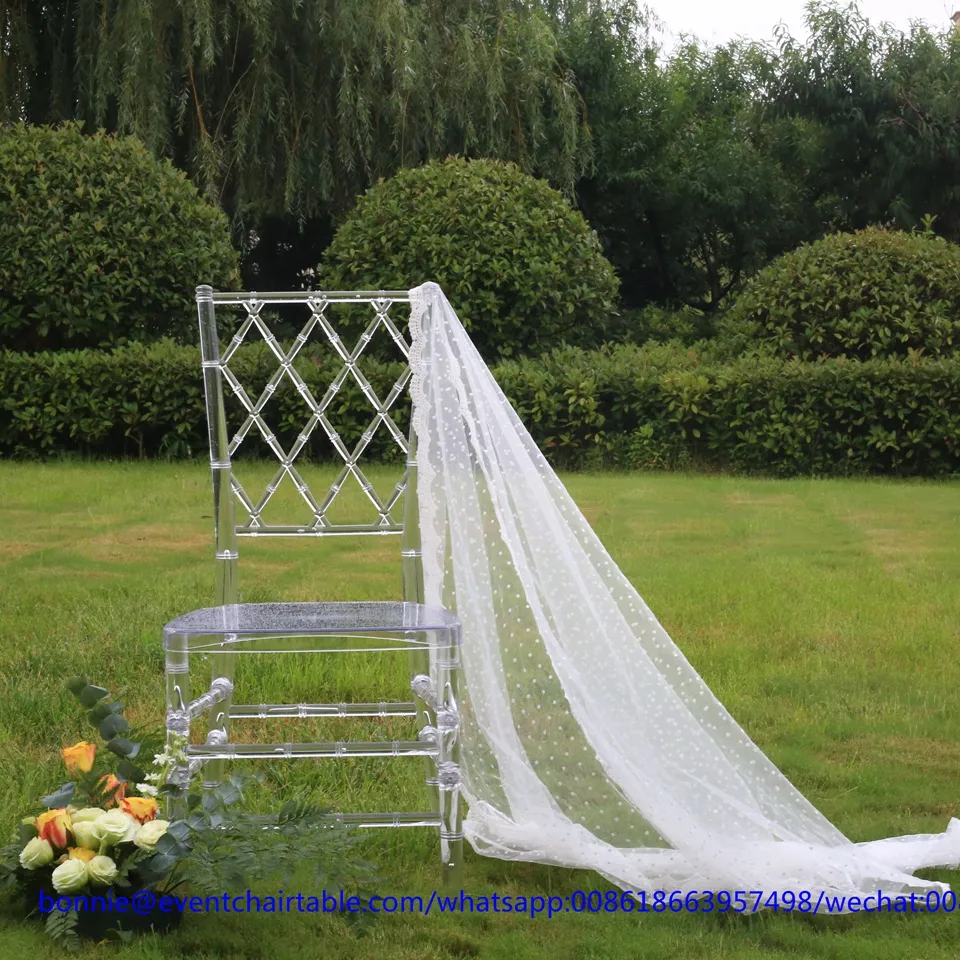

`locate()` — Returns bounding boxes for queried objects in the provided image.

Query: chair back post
[401,429,424,606]
[402,427,440,810]
[197,285,239,607]
[196,285,239,787]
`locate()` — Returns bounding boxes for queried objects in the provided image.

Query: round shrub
[0,123,239,350]
[319,157,619,359]
[720,227,960,360]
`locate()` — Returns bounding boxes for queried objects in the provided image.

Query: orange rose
[61,741,97,777]
[67,847,95,863]
[120,796,158,824]
[35,808,72,849]
[97,774,126,808]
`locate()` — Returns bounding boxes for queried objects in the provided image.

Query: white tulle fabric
[407,282,960,904]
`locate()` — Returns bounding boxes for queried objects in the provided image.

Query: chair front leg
[435,657,463,890]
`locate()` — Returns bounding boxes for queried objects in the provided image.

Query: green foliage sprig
[38,675,162,810]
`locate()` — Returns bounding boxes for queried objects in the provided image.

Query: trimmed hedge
[0,123,239,351]
[721,227,960,360]
[1,342,957,476]
[0,341,410,460]
[319,157,620,360]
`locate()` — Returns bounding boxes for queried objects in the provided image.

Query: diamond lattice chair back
[162,286,463,885]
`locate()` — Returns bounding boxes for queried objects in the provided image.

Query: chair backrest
[195,286,423,607]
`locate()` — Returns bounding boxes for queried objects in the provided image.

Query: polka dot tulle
[407,282,960,907]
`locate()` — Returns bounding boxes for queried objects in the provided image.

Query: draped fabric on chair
[407,281,960,906]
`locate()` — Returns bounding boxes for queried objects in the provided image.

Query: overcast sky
[650,0,958,50]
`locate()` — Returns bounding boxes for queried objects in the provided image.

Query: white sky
[650,0,958,50]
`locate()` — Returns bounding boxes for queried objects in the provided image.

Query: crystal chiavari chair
[162,286,464,886]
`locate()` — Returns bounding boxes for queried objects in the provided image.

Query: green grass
[0,462,958,959]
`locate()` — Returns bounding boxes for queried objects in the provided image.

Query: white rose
[19,837,54,870]
[87,855,118,886]
[94,809,139,847]
[51,858,88,893]
[133,820,170,852]
[70,807,105,824]
[72,821,100,851]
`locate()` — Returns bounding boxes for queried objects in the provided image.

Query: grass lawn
[0,462,958,959]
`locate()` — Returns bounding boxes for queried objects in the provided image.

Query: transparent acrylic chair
[163,287,463,885]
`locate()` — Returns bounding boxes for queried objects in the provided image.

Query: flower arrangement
[1,676,372,947]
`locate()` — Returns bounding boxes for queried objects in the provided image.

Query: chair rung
[186,740,438,760]
[250,812,441,829]
[238,525,402,537]
[229,702,418,719]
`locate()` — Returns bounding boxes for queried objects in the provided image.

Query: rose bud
[133,820,170,851]
[61,741,97,777]
[72,820,100,851]
[87,855,118,887]
[93,809,139,847]
[19,837,54,870]
[120,796,158,824]
[51,858,88,893]
[70,807,105,824]
[97,774,126,808]
[67,847,95,863]
[35,808,72,849]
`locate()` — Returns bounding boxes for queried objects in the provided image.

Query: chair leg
[436,656,464,890]
[410,651,440,816]
[200,575,238,791]
[440,780,463,890]
[202,652,236,790]
[164,633,191,821]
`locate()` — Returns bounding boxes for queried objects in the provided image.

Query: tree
[771,2,960,240]
[0,0,589,233]
[564,2,811,311]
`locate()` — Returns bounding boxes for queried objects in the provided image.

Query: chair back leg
[198,285,239,790]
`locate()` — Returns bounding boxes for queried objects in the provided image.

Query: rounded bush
[721,227,960,359]
[320,157,619,359]
[0,123,239,350]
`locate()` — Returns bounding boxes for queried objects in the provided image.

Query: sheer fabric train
[407,282,959,905]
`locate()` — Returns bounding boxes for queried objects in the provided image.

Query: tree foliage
[5,1,960,313]
[564,2,812,312]
[771,2,960,239]
[0,0,589,229]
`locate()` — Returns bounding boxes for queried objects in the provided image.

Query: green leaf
[136,852,178,883]
[41,782,76,808]
[88,701,124,723]
[166,820,191,841]
[106,737,140,759]
[99,713,130,739]
[18,821,38,844]
[155,832,189,857]
[78,684,109,708]
[116,758,146,783]
[45,907,80,950]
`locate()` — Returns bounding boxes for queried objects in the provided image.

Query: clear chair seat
[164,600,460,643]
